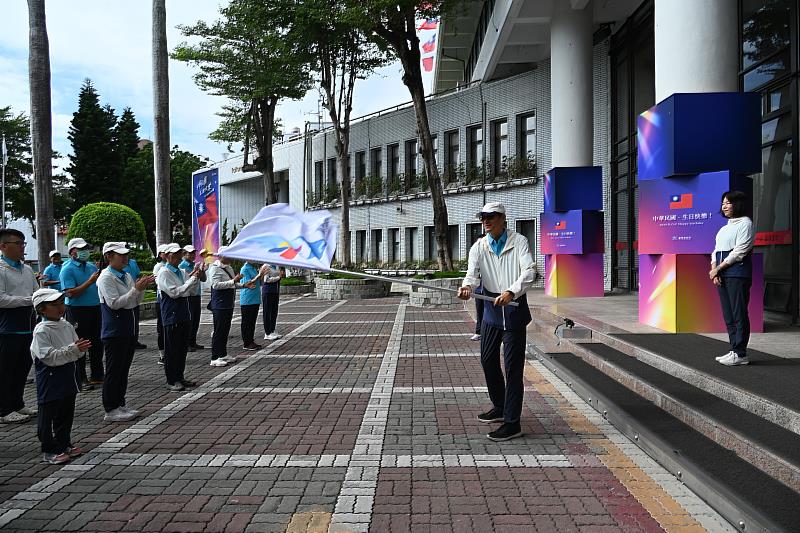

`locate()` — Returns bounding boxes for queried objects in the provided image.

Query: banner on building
[192,168,220,263]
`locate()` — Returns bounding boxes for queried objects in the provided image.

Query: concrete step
[534,351,800,532]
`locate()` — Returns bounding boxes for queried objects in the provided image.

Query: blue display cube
[540,210,604,255]
[637,92,760,181]
[543,166,603,213]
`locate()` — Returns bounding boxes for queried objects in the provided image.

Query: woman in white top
[709,191,755,366]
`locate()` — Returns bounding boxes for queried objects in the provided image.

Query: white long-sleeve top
[711,217,755,267]
[156,264,200,299]
[0,257,39,308]
[210,261,243,289]
[97,268,145,310]
[30,318,82,367]
[262,265,281,284]
[462,230,539,296]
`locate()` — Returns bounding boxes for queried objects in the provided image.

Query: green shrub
[67,202,147,247]
[412,270,466,280]
[281,276,310,286]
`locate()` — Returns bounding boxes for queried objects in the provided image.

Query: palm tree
[27,0,55,267]
[152,0,171,246]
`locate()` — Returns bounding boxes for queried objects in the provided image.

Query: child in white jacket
[30,289,91,464]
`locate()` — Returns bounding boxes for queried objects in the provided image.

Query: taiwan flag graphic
[669,193,693,209]
[192,169,220,261]
[422,35,436,54]
[555,221,567,230]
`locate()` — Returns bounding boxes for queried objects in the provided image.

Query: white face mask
[76,250,91,261]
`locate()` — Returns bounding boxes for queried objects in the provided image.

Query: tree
[67,79,120,207]
[67,202,147,246]
[173,0,312,206]
[121,142,206,251]
[115,107,142,195]
[152,0,171,246]
[350,0,462,270]
[0,107,73,232]
[292,1,390,268]
[27,0,56,267]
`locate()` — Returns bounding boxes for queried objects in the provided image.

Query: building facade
[197,0,800,323]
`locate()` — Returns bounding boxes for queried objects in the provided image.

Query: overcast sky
[0,1,437,166]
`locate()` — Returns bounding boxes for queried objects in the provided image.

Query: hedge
[67,202,147,247]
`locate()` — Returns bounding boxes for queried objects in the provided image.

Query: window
[405,227,419,261]
[326,158,337,202]
[467,124,483,167]
[354,230,367,262]
[371,229,382,262]
[444,130,459,181]
[468,223,484,246]
[346,155,352,180]
[423,225,459,260]
[517,112,536,161]
[371,147,382,178]
[492,119,508,177]
[355,151,366,195]
[448,225,459,260]
[314,161,323,201]
[388,228,400,263]
[515,219,537,257]
[431,135,438,167]
[424,226,437,260]
[405,139,418,179]
[387,143,400,193]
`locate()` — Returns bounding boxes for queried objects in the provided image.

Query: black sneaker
[135,342,147,350]
[487,422,523,442]
[477,408,504,423]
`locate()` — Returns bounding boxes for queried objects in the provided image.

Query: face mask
[76,250,91,261]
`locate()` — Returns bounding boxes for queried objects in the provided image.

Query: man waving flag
[222,204,338,271]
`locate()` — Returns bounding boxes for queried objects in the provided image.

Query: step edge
[531,347,797,533]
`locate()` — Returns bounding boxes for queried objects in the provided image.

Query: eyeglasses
[480,213,501,220]
[1,240,26,246]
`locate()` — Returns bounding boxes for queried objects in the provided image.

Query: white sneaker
[17,406,38,416]
[0,411,29,424]
[222,355,237,363]
[104,408,135,422]
[470,334,481,341]
[265,333,282,340]
[719,353,750,366]
[209,359,228,367]
[715,350,734,362]
[119,406,140,417]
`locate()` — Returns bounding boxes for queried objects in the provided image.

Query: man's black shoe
[477,408,504,423]
[188,346,197,352]
[180,380,197,388]
[191,344,205,350]
[487,422,523,442]
[135,342,147,349]
[79,383,94,392]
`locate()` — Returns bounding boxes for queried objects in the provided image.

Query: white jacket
[97,269,145,310]
[0,257,39,309]
[30,319,81,367]
[462,230,538,296]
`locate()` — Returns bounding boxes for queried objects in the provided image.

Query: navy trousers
[164,321,190,385]
[0,334,33,416]
[717,277,752,356]
[261,292,280,335]
[102,336,136,412]
[480,321,526,424]
[37,395,76,454]
[211,308,234,359]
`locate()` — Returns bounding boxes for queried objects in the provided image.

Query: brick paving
[0,295,732,532]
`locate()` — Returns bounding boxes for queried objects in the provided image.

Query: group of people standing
[0,229,284,464]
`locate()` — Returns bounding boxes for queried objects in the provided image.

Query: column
[550,0,593,168]
[654,0,738,102]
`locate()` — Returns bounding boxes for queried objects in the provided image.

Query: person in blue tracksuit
[40,250,63,291]
[239,262,262,351]
[97,242,155,422]
[30,288,90,464]
[59,237,103,390]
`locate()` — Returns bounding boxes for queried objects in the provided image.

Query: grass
[318,272,365,280]
[281,276,310,286]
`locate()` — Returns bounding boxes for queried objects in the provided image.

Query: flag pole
[1,134,6,229]
[327,267,518,307]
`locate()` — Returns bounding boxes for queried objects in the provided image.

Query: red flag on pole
[422,35,436,54]
[422,56,434,72]
[418,18,438,30]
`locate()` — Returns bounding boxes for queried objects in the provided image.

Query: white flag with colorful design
[222,203,338,271]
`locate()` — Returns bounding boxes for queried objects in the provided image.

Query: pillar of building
[654,0,738,102]
[550,0,593,168]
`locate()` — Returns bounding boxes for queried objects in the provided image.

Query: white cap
[478,202,506,217]
[156,244,167,254]
[183,245,196,253]
[67,237,89,251]
[48,250,61,258]
[102,242,130,255]
[32,288,63,309]
[214,245,229,256]
[162,243,182,254]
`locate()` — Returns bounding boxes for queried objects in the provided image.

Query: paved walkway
[0,296,732,532]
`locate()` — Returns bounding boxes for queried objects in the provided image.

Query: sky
[0,1,437,167]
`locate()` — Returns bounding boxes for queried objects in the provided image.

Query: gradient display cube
[638,171,753,254]
[639,253,764,333]
[540,210,604,255]
[543,166,603,212]
[637,92,761,181]
[545,254,604,298]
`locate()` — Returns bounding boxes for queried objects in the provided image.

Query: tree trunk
[152,0,171,246]
[27,0,55,268]
[383,18,452,271]
[244,98,278,205]
[336,133,351,268]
